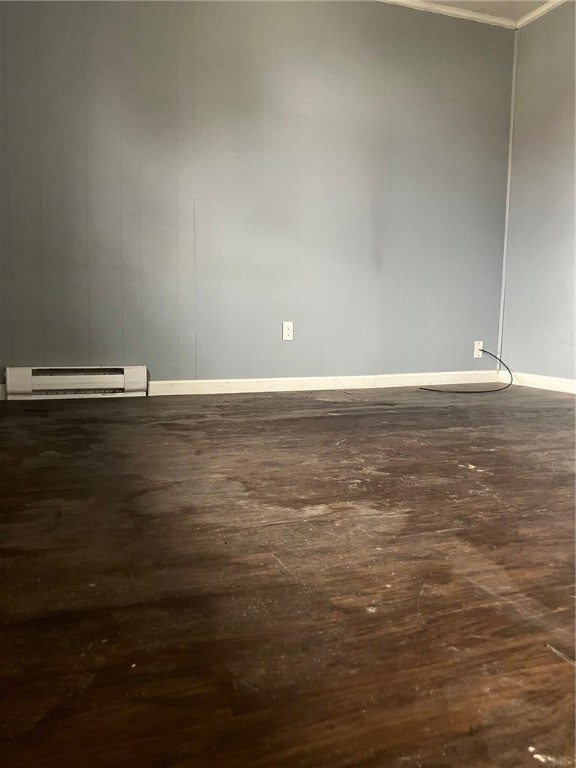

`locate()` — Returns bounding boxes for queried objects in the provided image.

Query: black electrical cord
[420,348,513,394]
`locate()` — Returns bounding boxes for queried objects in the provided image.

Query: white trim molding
[376,0,515,27]
[499,371,576,394]
[3,373,573,399]
[376,0,568,29]
[149,370,498,397]
[516,0,568,28]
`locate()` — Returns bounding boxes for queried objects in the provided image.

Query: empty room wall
[0,2,513,382]
[502,1,575,380]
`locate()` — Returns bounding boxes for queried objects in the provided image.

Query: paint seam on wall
[148,371,498,396]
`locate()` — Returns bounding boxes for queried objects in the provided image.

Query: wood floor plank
[0,386,574,767]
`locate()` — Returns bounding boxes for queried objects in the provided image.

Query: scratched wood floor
[0,386,574,768]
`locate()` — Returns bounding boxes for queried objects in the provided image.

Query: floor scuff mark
[544,644,575,665]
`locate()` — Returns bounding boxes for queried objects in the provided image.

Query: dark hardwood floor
[0,386,574,767]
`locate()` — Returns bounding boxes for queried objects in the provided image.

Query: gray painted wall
[0,2,513,381]
[502,2,575,379]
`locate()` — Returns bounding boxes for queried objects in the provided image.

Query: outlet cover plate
[282,321,294,341]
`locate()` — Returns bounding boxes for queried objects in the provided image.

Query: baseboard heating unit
[5,366,148,400]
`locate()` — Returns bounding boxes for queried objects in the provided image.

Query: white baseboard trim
[3,372,572,399]
[149,370,497,397]
[499,370,576,394]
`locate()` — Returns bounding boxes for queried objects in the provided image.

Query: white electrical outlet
[473,340,484,358]
[282,321,294,341]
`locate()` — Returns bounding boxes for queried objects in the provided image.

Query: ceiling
[427,1,549,22]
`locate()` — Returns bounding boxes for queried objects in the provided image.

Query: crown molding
[516,0,568,28]
[375,0,516,28]
[375,0,569,30]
